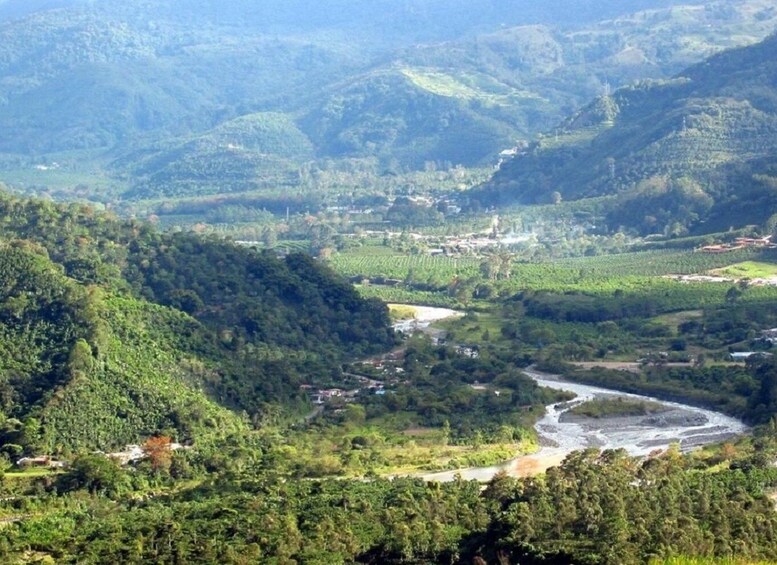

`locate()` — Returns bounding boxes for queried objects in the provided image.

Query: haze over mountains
[478,30,777,236]
[0,0,775,207]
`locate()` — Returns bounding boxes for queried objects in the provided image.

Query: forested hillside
[299,0,777,169]
[0,190,394,453]
[476,31,777,236]
[0,0,775,203]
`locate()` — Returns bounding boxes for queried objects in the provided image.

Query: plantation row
[329,247,777,317]
[552,248,777,277]
[329,253,482,284]
[330,248,776,289]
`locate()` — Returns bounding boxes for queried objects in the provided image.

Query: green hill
[1,0,776,201]
[476,31,777,235]
[119,113,312,199]
[294,0,777,170]
[0,191,395,454]
[297,70,519,168]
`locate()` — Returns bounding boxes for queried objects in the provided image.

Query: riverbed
[388,306,749,483]
[390,304,464,334]
[420,367,749,482]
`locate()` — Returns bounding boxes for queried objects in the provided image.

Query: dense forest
[475,30,777,236]
[4,436,777,564]
[0,191,395,453]
[0,0,774,208]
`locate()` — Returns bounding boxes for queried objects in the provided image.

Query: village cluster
[15,442,188,471]
[699,235,776,253]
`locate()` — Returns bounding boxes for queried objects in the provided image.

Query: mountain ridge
[474,31,777,235]
[0,191,395,453]
[0,0,775,201]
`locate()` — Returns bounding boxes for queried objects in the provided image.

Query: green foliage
[58,454,129,496]
[488,449,777,564]
[0,0,775,205]
[0,191,395,451]
[332,246,777,314]
[548,363,758,420]
[568,397,666,418]
[4,446,777,564]
[479,31,777,235]
[359,340,566,439]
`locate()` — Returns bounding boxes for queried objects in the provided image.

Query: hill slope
[299,1,777,169]
[475,31,777,235]
[1,0,776,202]
[0,192,395,453]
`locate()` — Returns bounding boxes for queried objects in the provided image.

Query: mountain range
[0,0,775,204]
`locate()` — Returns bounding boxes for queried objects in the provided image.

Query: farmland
[329,246,777,312]
[711,261,777,280]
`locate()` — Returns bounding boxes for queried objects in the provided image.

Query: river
[390,305,464,334]
[391,306,750,483]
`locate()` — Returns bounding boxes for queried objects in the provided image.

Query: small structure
[16,456,66,469]
[734,236,773,247]
[761,328,777,343]
[699,245,739,254]
[108,444,146,466]
[456,345,480,359]
[698,235,775,254]
[730,352,772,362]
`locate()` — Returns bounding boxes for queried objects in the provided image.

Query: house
[456,345,480,358]
[734,236,773,247]
[699,245,735,254]
[107,444,146,465]
[16,456,66,469]
[761,328,777,342]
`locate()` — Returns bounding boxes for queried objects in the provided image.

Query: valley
[1,1,777,564]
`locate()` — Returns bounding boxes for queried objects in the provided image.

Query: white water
[388,307,749,482]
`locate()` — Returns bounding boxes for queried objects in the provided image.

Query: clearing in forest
[710,261,777,280]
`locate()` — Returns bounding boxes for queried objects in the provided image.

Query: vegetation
[0,191,396,453]
[567,397,667,419]
[3,439,777,563]
[712,261,777,279]
[477,30,777,235]
[0,0,775,222]
[331,245,777,311]
[4,3,777,563]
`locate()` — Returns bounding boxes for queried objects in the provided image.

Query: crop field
[332,248,777,289]
[333,247,777,314]
[550,249,777,277]
[330,253,482,285]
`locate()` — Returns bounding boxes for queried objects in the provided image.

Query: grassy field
[387,304,418,321]
[438,310,507,345]
[711,261,777,279]
[400,67,541,105]
[3,468,63,479]
[276,418,540,477]
[653,310,704,332]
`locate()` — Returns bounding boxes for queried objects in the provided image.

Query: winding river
[391,305,750,482]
